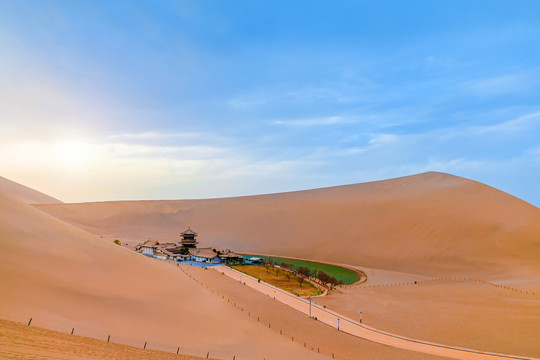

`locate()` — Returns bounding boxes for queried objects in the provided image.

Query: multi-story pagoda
[180,227,199,248]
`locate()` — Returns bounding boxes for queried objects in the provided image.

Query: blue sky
[1,1,540,206]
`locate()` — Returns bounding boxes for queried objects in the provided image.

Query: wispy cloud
[104,143,226,159]
[368,133,400,146]
[271,115,355,127]
[472,111,540,134]
[227,97,269,109]
[399,157,492,175]
[462,70,539,97]
[107,131,201,141]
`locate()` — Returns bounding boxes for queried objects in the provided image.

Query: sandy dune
[321,277,540,358]
[2,173,540,358]
[37,172,540,283]
[0,318,210,360]
[0,177,326,360]
[179,264,449,360]
[0,176,62,204]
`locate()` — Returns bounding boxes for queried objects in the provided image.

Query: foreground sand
[179,264,450,360]
[0,318,211,360]
[322,273,540,358]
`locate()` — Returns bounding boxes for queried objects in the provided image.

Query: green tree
[297,266,311,277]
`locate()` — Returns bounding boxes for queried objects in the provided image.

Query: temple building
[134,227,243,265]
[136,239,159,256]
[180,227,199,248]
[188,247,220,263]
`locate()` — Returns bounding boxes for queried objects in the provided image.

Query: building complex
[135,227,243,264]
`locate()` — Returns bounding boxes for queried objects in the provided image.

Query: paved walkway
[214,265,538,360]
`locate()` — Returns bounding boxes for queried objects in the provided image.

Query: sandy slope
[0,176,62,204]
[321,278,540,357]
[37,172,540,282]
[180,264,449,360]
[0,177,326,360]
[0,318,210,360]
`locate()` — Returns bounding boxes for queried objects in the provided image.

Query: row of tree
[274,261,344,290]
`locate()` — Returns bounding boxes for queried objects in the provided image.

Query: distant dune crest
[32,171,540,280]
[0,176,62,204]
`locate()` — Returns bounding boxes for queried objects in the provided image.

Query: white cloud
[104,142,226,159]
[472,111,540,134]
[368,133,400,146]
[107,131,202,141]
[464,71,538,97]
[228,97,269,109]
[399,157,491,174]
[271,115,355,127]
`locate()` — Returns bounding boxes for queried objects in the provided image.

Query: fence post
[28,318,32,326]
[206,352,209,358]
[177,347,179,354]
[71,328,74,335]
[107,335,110,342]
[144,341,147,349]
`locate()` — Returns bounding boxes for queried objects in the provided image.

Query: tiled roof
[139,239,159,247]
[188,247,217,259]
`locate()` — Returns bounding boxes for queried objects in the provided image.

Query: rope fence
[2,313,225,359]
[6,257,536,360]
[178,263,339,359]
[341,276,537,296]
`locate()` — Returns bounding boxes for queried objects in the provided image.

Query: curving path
[214,265,538,360]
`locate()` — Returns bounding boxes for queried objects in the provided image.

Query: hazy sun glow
[53,140,93,170]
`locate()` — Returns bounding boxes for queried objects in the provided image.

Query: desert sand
[320,276,540,357]
[2,172,539,358]
[0,318,211,360]
[0,177,327,360]
[214,263,539,359]
[37,172,540,284]
[0,176,62,205]
[178,264,450,360]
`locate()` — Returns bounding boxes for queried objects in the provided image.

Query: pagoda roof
[180,227,198,236]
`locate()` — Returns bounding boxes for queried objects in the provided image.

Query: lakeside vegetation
[242,255,362,284]
[231,264,323,297]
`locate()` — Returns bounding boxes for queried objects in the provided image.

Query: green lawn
[242,255,362,284]
[231,265,323,296]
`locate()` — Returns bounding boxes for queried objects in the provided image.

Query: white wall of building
[142,246,155,255]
